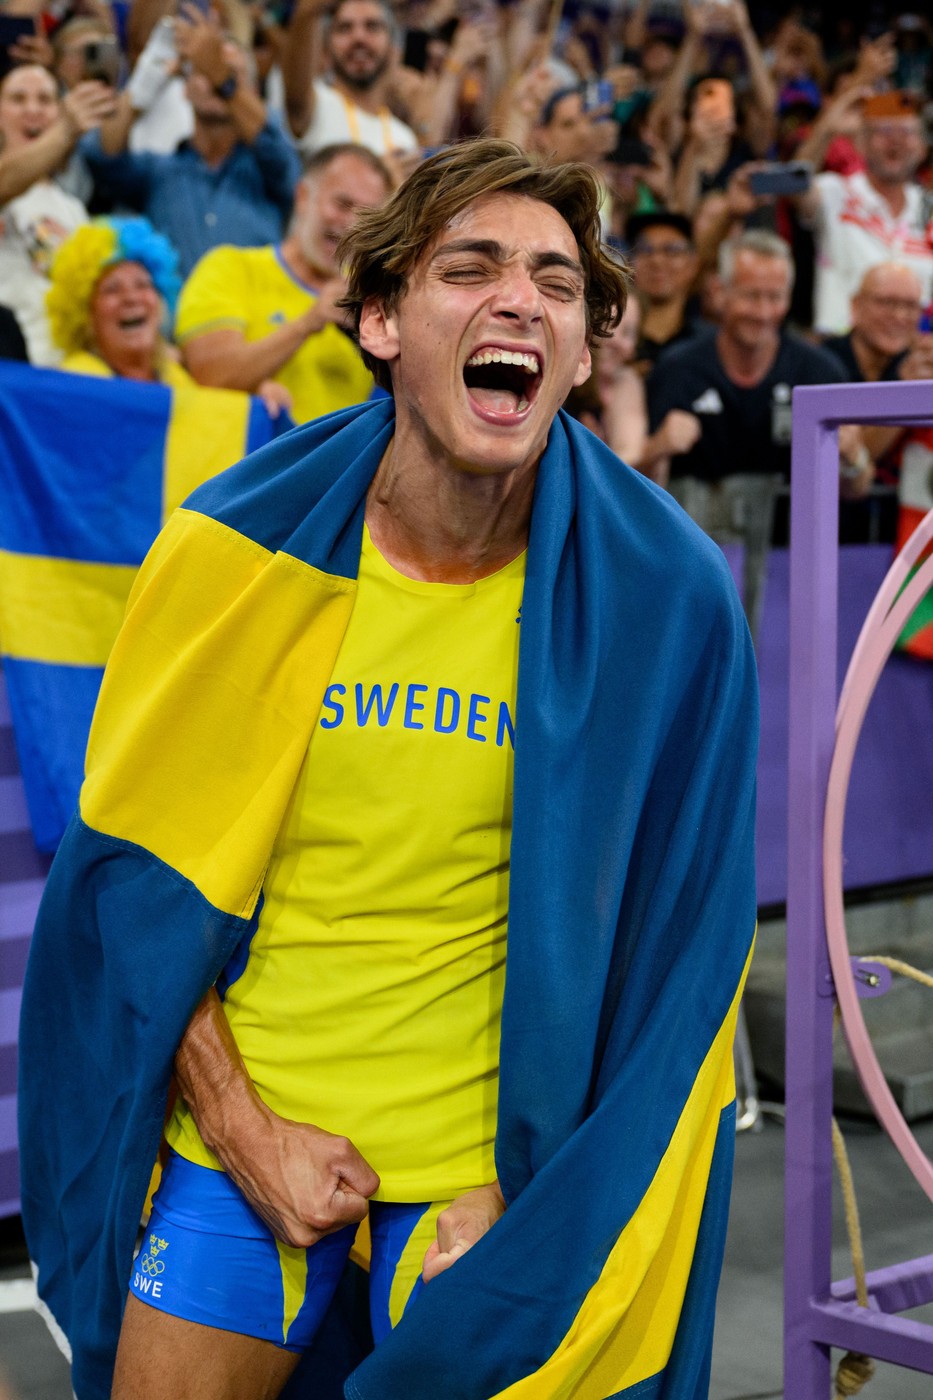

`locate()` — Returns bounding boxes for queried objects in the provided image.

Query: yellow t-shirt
[166,527,525,1200]
[174,243,373,425]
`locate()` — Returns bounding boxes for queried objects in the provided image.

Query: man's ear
[572,342,593,388]
[359,297,400,366]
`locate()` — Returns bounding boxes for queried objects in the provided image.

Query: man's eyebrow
[431,238,585,278]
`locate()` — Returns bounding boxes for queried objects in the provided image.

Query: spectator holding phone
[49,16,120,204]
[647,0,776,164]
[82,5,300,277]
[0,62,114,363]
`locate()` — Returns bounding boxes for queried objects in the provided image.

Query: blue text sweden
[320,682,515,748]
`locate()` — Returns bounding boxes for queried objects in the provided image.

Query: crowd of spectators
[2,0,933,570]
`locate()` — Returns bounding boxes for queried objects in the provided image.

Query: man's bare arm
[282,0,329,139]
[183,279,350,391]
[175,989,379,1247]
[0,81,115,205]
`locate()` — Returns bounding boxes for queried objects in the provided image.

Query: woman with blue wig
[47,213,291,422]
[46,215,188,386]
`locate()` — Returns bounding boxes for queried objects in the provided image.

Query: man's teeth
[465,350,540,373]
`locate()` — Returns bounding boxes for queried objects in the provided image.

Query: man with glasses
[823,260,927,383]
[823,260,933,541]
[625,209,706,374]
[796,90,933,334]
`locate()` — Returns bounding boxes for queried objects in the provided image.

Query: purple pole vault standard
[785,380,933,1399]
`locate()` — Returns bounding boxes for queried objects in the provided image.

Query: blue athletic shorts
[128,1150,446,1351]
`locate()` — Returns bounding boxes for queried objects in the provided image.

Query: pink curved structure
[786,380,933,1399]
[824,508,933,1203]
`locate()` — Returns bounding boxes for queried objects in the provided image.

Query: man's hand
[838,424,875,501]
[302,277,353,335]
[422,1181,506,1282]
[175,3,230,88]
[173,989,378,1249]
[8,30,53,68]
[898,333,933,382]
[657,408,702,457]
[62,80,118,135]
[223,1113,380,1248]
[257,378,293,418]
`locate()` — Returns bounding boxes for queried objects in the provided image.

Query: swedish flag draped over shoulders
[19,398,758,1400]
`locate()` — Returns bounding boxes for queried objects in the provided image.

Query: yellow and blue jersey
[175,244,373,425]
[168,527,525,1198]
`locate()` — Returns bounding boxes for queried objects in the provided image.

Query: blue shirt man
[83,10,299,274]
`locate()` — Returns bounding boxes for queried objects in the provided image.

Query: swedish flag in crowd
[0,361,285,851]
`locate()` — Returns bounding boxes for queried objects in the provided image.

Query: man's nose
[492,268,543,323]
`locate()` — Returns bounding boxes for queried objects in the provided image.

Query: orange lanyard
[338,89,394,152]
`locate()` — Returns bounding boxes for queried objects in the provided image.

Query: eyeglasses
[632,241,692,258]
[860,294,922,315]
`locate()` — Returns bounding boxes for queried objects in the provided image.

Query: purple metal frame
[786,379,933,1395]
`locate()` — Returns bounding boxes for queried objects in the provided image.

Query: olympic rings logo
[139,1254,165,1276]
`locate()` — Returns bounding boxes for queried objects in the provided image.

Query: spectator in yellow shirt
[175,142,391,423]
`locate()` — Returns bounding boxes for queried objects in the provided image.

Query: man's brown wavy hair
[338,139,630,392]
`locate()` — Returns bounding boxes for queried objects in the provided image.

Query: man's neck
[640,296,687,345]
[716,326,781,387]
[364,437,536,584]
[864,170,909,217]
[849,329,888,382]
[279,236,327,289]
[332,73,386,117]
[192,118,238,168]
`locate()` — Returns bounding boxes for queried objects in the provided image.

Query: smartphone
[0,15,37,80]
[582,78,614,114]
[607,136,652,167]
[83,37,121,86]
[748,160,813,197]
[402,28,430,72]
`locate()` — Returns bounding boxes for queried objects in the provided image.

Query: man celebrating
[20,141,757,1400]
[283,0,417,160]
[796,89,933,334]
[177,143,391,423]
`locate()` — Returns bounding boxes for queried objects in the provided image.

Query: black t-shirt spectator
[647,326,846,483]
[821,333,907,383]
[634,309,709,377]
[0,305,28,361]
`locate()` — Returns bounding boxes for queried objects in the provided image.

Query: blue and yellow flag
[20,402,759,1400]
[0,361,286,851]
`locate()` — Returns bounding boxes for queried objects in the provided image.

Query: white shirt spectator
[297,77,416,158]
[0,180,86,364]
[812,170,933,334]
